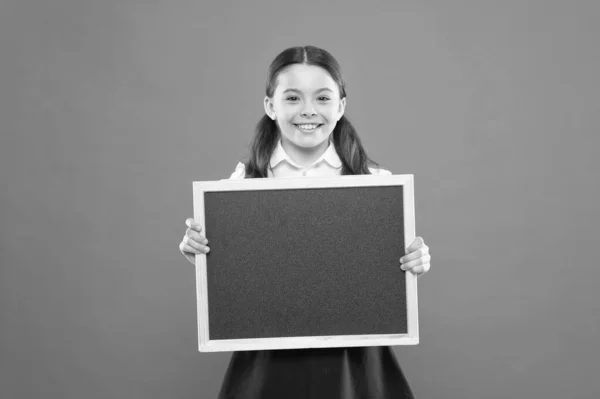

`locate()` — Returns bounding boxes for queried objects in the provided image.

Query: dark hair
[243,45,381,178]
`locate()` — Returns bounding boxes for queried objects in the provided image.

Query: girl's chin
[281,129,332,147]
[294,134,327,148]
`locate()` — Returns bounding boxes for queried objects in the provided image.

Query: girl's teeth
[298,124,318,129]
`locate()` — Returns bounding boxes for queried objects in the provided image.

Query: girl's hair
[243,45,381,178]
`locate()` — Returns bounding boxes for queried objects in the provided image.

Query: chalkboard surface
[193,175,418,352]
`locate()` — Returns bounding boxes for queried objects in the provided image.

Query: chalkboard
[193,174,418,352]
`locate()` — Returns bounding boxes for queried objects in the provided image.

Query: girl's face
[264,64,346,154]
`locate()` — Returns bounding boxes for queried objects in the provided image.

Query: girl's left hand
[400,237,431,276]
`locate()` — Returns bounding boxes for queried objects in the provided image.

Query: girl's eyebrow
[282,88,334,94]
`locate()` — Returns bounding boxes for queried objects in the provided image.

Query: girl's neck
[280,138,330,168]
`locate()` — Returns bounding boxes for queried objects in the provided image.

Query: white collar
[270,139,343,169]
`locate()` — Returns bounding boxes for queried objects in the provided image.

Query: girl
[179,45,431,399]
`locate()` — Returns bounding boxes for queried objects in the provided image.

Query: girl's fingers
[401,254,431,271]
[186,228,208,245]
[185,218,203,232]
[400,237,432,276]
[180,220,210,265]
[406,236,424,253]
[410,262,431,275]
[181,235,210,254]
[400,244,429,263]
[179,240,199,255]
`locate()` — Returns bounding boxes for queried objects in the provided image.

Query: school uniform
[217,139,415,399]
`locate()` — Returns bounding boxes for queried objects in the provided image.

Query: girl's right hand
[179,218,210,265]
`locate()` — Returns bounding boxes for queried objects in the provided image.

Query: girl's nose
[301,103,317,117]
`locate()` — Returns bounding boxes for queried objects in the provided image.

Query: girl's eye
[318,96,330,101]
[286,96,299,101]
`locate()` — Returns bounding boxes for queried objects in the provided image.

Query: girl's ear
[336,97,347,121]
[264,96,276,120]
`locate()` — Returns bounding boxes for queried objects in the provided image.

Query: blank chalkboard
[193,174,418,352]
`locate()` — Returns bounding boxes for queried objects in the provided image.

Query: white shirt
[229,139,392,179]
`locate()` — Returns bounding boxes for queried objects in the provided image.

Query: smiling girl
[179,45,431,399]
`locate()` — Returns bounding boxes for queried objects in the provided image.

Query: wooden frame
[192,174,418,352]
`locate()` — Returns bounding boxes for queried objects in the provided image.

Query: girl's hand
[179,218,210,265]
[399,237,431,276]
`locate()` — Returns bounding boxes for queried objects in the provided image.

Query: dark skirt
[217,346,414,399]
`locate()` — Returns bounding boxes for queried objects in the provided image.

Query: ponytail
[244,115,279,178]
[332,115,380,175]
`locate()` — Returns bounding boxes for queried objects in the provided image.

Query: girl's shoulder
[225,162,392,179]
[228,161,246,180]
[368,166,392,175]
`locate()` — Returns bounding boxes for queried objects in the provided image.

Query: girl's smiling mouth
[294,123,323,132]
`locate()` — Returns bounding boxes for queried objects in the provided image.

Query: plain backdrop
[1,1,599,398]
